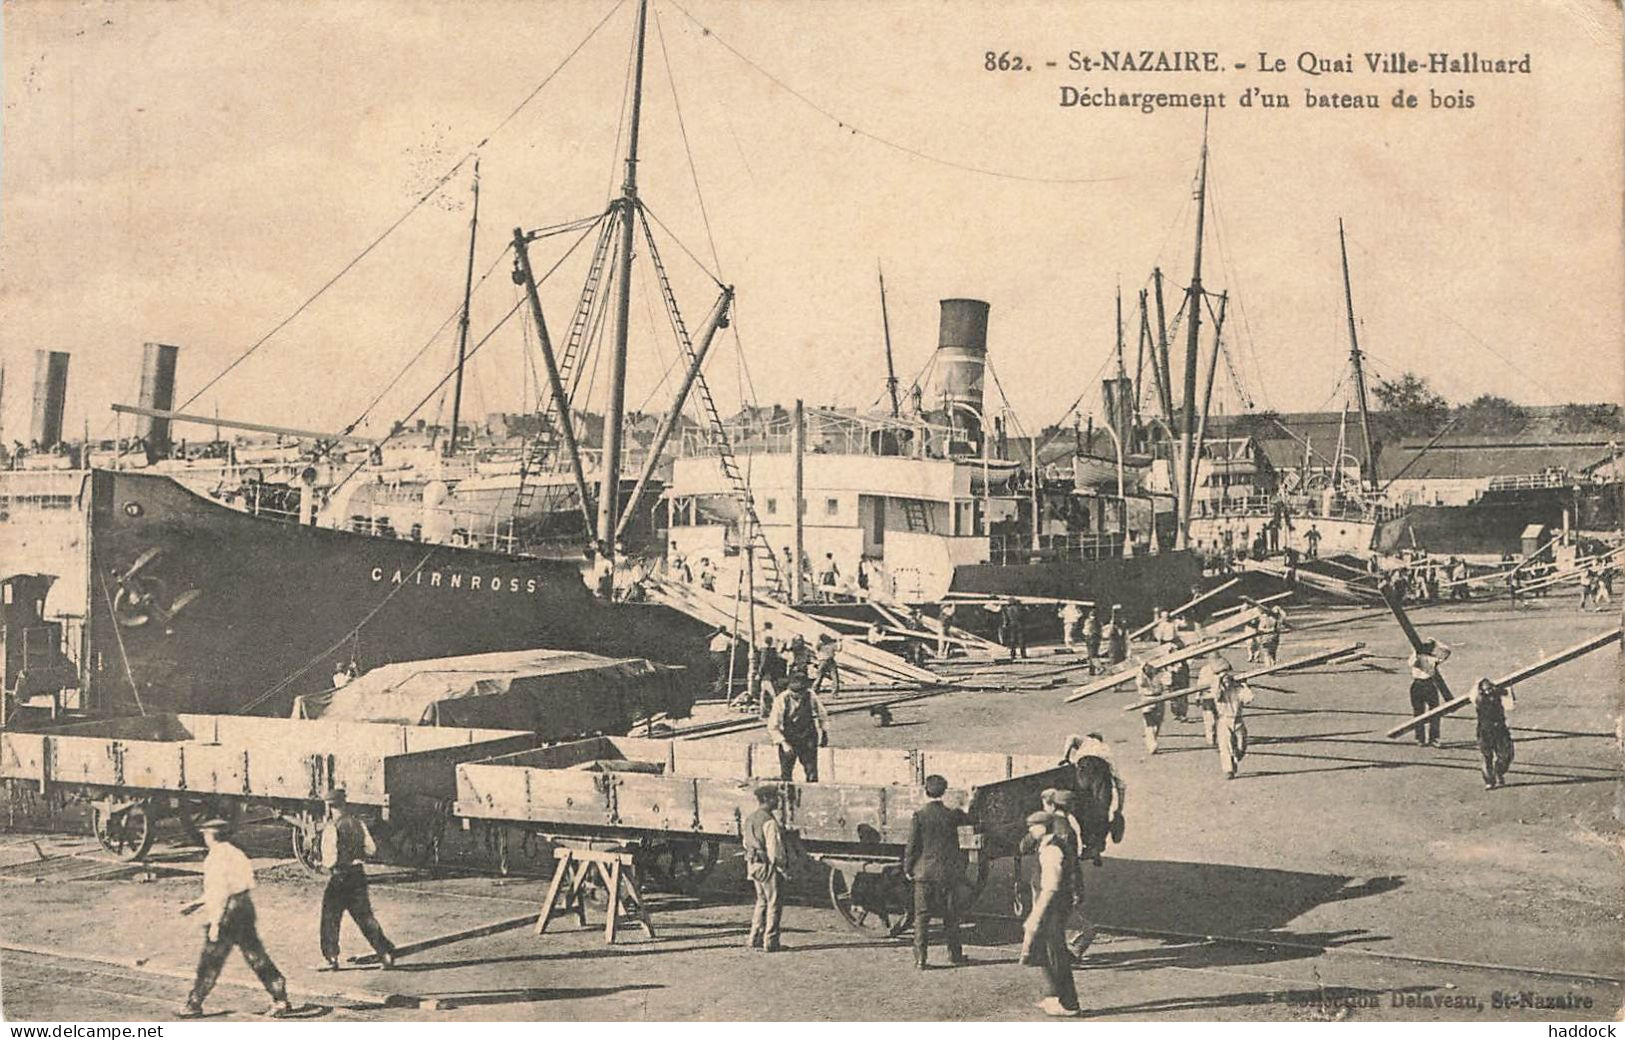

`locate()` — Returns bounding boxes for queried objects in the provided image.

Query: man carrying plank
[1214,668,1255,779]
[1470,678,1516,790]
[1407,638,1452,748]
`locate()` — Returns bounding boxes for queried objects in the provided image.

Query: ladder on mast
[638,207,786,599]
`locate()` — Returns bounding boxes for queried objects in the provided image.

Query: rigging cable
[653,8,758,411]
[177,0,630,414]
[666,0,1133,187]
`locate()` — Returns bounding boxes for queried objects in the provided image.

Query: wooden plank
[1064,628,1256,703]
[1129,577,1239,640]
[1383,627,1622,739]
[1123,642,1367,710]
[535,848,573,935]
[1212,591,1293,619]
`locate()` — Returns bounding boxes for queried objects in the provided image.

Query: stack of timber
[646,579,941,687]
[1242,558,1382,603]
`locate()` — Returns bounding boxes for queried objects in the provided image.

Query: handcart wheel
[638,839,720,893]
[289,812,327,876]
[828,864,913,937]
[93,802,155,861]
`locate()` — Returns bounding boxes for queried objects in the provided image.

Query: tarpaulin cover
[294,649,691,739]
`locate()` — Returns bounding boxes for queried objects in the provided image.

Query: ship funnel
[1101,377,1136,454]
[138,343,180,462]
[936,298,990,451]
[29,350,70,450]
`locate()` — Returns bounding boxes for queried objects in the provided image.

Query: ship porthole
[123,502,144,517]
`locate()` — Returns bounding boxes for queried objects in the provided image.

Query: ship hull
[948,550,1203,625]
[83,471,709,718]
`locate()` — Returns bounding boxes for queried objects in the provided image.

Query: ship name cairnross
[371,566,542,594]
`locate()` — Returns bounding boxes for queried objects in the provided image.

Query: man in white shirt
[181,819,293,1018]
[1196,654,1234,748]
[1214,672,1256,779]
[1407,638,1452,747]
[1057,601,1083,649]
[767,673,828,781]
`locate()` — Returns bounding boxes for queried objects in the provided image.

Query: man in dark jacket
[904,774,970,969]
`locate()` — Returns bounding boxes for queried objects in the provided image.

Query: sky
[2,0,1621,446]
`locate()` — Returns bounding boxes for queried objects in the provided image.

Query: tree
[1372,372,1449,436]
[1453,394,1528,435]
[1553,402,1622,434]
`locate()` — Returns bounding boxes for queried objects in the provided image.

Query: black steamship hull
[86,471,710,718]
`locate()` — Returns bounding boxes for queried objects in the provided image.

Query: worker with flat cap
[904,774,970,969]
[742,785,789,951]
[1020,810,1081,1016]
[180,817,294,1018]
[319,789,396,971]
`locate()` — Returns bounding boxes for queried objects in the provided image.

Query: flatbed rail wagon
[0,713,538,867]
[454,735,1074,935]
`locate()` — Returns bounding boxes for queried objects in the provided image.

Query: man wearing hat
[742,786,788,951]
[767,672,828,781]
[180,818,293,1018]
[1407,637,1452,747]
[904,774,970,969]
[1019,811,1080,1016]
[318,789,396,971]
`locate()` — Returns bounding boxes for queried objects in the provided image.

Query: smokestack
[138,343,180,462]
[1101,378,1135,455]
[936,298,990,451]
[30,350,70,450]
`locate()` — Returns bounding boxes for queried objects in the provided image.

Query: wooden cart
[0,713,537,869]
[454,735,1072,936]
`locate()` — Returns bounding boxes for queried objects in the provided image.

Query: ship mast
[597,0,650,554]
[879,263,900,417]
[1339,218,1378,492]
[1177,113,1210,549]
[446,160,481,458]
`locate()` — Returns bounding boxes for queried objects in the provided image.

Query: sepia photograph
[0,0,1620,1027]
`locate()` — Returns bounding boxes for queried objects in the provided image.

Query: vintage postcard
[0,0,1620,1027]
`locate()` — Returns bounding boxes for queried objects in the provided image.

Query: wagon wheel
[175,797,241,845]
[93,802,155,861]
[289,813,327,876]
[384,812,445,870]
[960,857,992,911]
[828,865,914,938]
[637,839,720,894]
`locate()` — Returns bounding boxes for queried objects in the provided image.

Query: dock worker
[1057,600,1083,649]
[1104,605,1128,664]
[1156,614,1191,722]
[1449,557,1470,600]
[1254,605,1284,667]
[319,790,396,972]
[750,632,787,716]
[812,634,842,697]
[708,627,735,698]
[1135,662,1167,755]
[1081,608,1102,673]
[1214,669,1255,779]
[938,602,959,658]
[818,552,841,600]
[1059,733,1126,865]
[331,660,357,689]
[1407,637,1452,747]
[1470,678,1516,790]
[1305,524,1322,559]
[904,774,970,970]
[1195,653,1234,748]
[1047,790,1097,963]
[698,557,716,592]
[767,672,828,782]
[1019,811,1081,1017]
[999,598,1028,659]
[784,633,813,681]
[743,786,788,952]
[179,818,294,1019]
